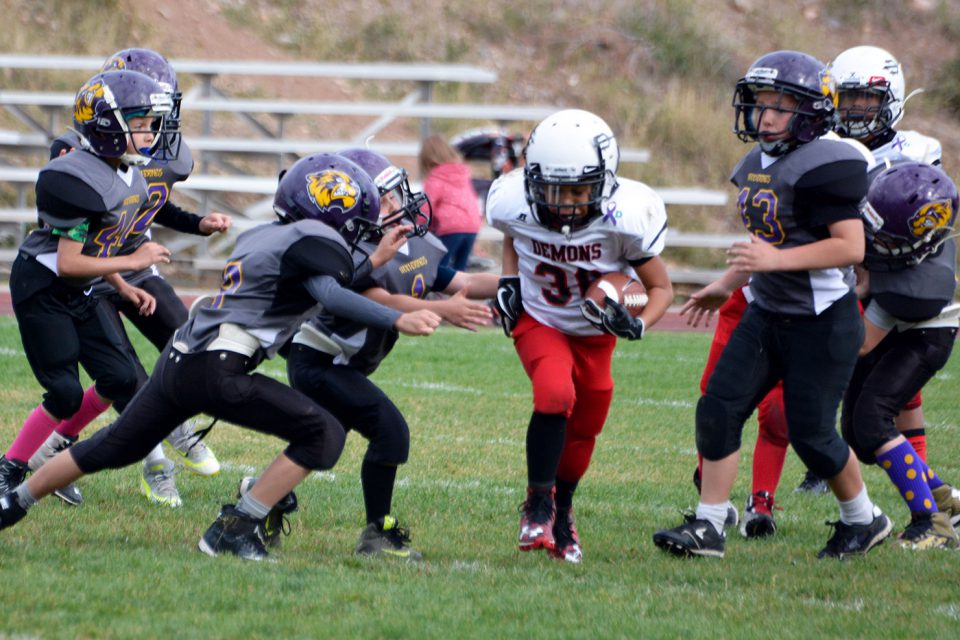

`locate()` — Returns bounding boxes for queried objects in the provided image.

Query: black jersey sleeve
[49,137,73,160]
[794,159,867,228]
[154,200,204,235]
[433,265,456,292]
[35,170,107,229]
[283,236,354,286]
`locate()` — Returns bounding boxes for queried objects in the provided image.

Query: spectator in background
[419,135,482,271]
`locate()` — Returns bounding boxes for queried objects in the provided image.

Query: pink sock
[6,404,61,463]
[56,386,112,439]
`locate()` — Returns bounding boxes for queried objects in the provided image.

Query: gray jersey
[175,220,356,359]
[297,232,449,375]
[868,238,957,323]
[730,138,868,315]
[19,149,149,289]
[88,138,195,293]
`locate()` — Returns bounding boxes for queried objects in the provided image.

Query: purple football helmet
[273,153,381,250]
[339,148,431,238]
[72,70,173,165]
[733,50,838,155]
[102,48,182,161]
[862,161,957,270]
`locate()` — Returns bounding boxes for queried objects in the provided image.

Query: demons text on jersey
[530,239,603,263]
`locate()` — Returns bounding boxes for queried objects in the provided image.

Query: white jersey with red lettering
[486,169,667,336]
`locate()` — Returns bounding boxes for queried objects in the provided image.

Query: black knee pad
[94,367,138,413]
[43,377,85,420]
[364,429,410,466]
[847,397,902,466]
[285,415,347,471]
[695,394,742,461]
[790,431,849,479]
[359,408,410,466]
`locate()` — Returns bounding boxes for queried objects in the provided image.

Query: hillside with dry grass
[3,0,960,239]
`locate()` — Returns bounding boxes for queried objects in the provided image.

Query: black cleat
[354,515,423,561]
[198,504,270,561]
[237,476,298,548]
[518,487,556,552]
[817,509,892,559]
[0,491,28,530]
[653,515,725,558]
[740,491,777,539]
[551,506,583,564]
[0,456,28,496]
[794,470,829,495]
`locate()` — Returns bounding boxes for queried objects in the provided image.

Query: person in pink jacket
[419,135,483,271]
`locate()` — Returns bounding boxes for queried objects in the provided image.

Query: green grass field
[0,316,958,639]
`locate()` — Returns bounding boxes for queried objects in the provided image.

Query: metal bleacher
[0,53,730,282]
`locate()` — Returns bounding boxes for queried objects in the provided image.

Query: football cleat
[140,459,182,508]
[794,470,829,495]
[165,421,220,476]
[552,507,582,564]
[518,487,556,552]
[817,508,892,559]
[0,491,28,530]
[198,504,270,561]
[237,476,298,548]
[0,455,28,497]
[740,491,777,539]
[653,514,725,559]
[27,432,84,505]
[931,484,960,527]
[354,515,423,561]
[898,511,959,551]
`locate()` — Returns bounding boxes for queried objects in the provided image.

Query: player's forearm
[500,236,518,276]
[56,252,142,279]
[776,236,865,271]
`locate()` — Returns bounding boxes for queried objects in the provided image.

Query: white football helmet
[829,45,905,139]
[523,109,620,234]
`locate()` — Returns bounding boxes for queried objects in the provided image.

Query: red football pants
[514,313,616,484]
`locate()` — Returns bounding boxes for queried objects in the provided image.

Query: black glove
[582,296,645,340]
[494,276,522,337]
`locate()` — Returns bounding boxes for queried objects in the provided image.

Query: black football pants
[841,325,956,464]
[286,344,410,465]
[98,275,189,387]
[71,343,347,473]
[697,292,862,480]
[11,254,137,419]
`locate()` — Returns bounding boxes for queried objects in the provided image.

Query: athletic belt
[291,323,343,357]
[173,323,262,358]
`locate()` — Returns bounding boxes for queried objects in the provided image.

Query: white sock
[143,444,167,467]
[695,501,729,536]
[837,485,876,525]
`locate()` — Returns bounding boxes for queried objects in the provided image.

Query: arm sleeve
[284,236,355,286]
[154,200,203,235]
[303,274,402,330]
[433,265,456,292]
[794,159,868,228]
[35,171,106,229]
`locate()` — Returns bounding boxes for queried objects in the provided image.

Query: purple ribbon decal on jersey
[603,202,618,226]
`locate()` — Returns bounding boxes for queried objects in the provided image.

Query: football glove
[582,296,645,340]
[494,276,522,337]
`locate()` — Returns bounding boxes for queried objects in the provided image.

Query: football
[584,272,648,318]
